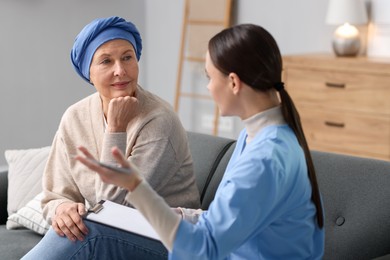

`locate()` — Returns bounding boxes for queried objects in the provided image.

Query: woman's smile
[111,81,130,90]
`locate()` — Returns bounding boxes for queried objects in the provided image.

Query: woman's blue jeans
[21,219,168,259]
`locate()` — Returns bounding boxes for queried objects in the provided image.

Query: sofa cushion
[7,192,50,235]
[0,225,42,260]
[0,169,8,225]
[312,151,390,259]
[5,146,51,229]
[201,142,235,209]
[186,132,235,209]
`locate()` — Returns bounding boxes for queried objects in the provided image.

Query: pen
[72,154,133,174]
[95,160,133,175]
[79,156,132,174]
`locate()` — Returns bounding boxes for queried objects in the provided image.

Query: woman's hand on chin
[106,95,139,132]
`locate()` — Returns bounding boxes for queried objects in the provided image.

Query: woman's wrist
[126,174,143,192]
[106,125,127,132]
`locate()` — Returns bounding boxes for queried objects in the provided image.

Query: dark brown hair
[208,24,323,228]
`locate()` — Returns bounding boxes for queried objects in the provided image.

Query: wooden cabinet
[283,53,390,160]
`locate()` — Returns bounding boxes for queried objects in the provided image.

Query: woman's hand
[106,96,139,132]
[51,202,88,241]
[75,146,142,192]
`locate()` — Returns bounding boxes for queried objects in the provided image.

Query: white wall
[143,0,335,139]
[142,0,185,102]
[143,0,335,104]
[0,0,145,165]
[235,0,333,54]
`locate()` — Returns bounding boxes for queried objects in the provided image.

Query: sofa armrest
[186,131,235,209]
[0,168,8,225]
[200,142,235,209]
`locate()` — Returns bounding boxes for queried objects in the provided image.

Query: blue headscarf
[71,16,142,83]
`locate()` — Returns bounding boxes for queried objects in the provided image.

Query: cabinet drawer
[298,105,390,159]
[286,68,390,115]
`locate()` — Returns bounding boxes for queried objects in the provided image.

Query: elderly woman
[22,16,199,259]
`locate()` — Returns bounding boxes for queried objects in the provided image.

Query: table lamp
[326,0,368,56]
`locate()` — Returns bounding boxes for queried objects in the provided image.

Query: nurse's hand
[52,202,88,242]
[75,146,142,192]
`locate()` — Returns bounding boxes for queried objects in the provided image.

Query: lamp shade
[326,0,368,25]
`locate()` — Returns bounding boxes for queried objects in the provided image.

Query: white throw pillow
[5,146,51,230]
[7,192,50,235]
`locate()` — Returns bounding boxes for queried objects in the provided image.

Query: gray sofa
[1,131,390,259]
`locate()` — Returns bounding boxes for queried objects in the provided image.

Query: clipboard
[85,200,160,241]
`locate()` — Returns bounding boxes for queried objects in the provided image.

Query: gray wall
[0,0,349,165]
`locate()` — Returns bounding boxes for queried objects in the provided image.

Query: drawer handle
[324,121,345,128]
[325,82,345,88]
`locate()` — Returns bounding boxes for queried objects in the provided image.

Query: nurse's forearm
[126,181,181,251]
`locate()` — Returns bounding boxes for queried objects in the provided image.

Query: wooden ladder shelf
[174,0,233,135]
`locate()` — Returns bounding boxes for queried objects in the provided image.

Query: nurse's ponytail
[276,83,324,228]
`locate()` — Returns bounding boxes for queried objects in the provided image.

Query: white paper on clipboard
[85,200,160,241]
